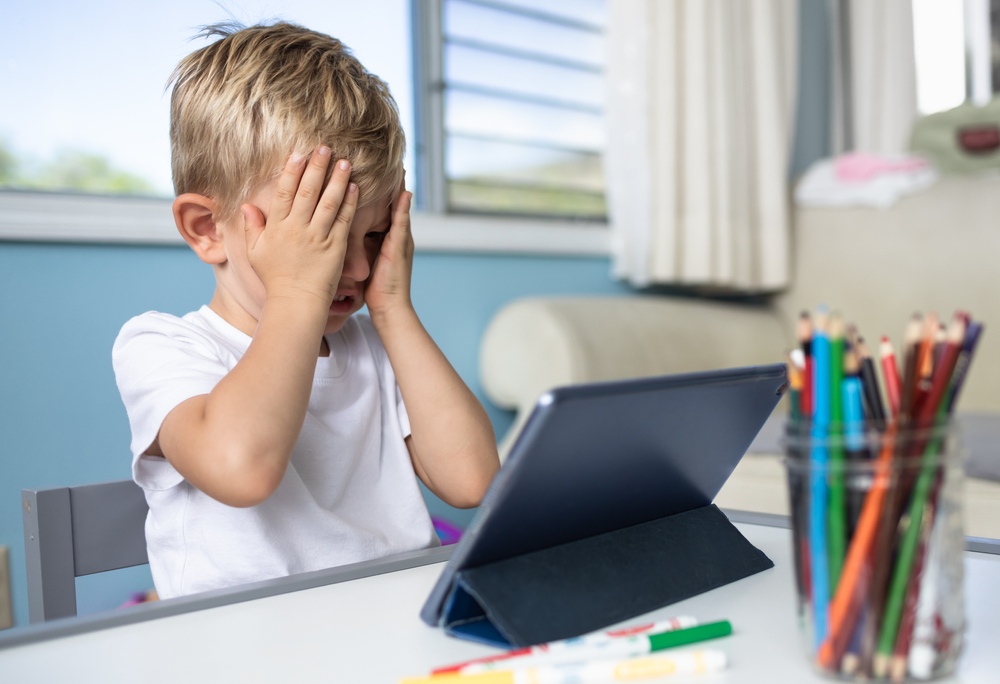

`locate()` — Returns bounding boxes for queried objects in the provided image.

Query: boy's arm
[367,191,500,509]
[153,149,358,507]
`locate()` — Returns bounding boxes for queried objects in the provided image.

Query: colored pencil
[910,313,939,419]
[817,423,896,670]
[907,489,948,679]
[840,604,867,675]
[889,500,936,681]
[799,312,814,418]
[898,314,924,422]
[902,319,981,680]
[874,316,965,672]
[945,320,984,413]
[810,307,832,650]
[808,310,981,677]
[841,366,866,537]
[860,315,922,674]
[787,352,804,421]
[788,346,811,608]
[857,337,887,431]
[828,314,848,589]
[879,336,902,420]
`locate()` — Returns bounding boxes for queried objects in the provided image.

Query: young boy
[112,22,500,599]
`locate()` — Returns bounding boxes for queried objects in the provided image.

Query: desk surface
[1,520,998,684]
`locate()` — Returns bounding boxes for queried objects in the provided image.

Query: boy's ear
[173,193,227,265]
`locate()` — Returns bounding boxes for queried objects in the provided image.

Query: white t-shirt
[112,306,439,599]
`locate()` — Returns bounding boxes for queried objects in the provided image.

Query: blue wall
[0,241,630,627]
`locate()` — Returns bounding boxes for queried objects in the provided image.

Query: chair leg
[22,488,77,623]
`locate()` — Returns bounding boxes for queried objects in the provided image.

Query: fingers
[390,189,413,237]
[313,158,353,233]
[288,146,334,224]
[269,153,308,222]
[271,147,354,231]
[330,182,359,238]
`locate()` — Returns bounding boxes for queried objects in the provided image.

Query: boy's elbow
[210,446,287,508]
[222,474,282,508]
[448,489,487,510]
[445,463,497,509]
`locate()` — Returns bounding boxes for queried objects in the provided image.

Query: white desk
[1,519,998,683]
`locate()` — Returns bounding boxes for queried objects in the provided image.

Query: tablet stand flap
[442,504,772,648]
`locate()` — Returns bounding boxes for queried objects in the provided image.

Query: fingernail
[290,153,305,165]
[348,183,357,193]
[339,160,350,171]
[318,146,330,156]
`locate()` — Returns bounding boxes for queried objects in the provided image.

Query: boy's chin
[323,316,350,336]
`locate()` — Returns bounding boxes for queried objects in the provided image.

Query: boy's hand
[241,148,358,308]
[366,179,415,321]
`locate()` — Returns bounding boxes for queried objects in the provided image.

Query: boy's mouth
[329,293,357,314]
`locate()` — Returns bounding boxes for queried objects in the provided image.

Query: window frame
[0,189,609,255]
[0,0,610,255]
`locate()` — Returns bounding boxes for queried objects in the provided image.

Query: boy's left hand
[366,179,414,320]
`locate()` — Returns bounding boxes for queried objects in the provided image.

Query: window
[412,0,608,220]
[912,0,1000,114]
[1,0,610,253]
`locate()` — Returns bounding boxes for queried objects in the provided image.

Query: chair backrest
[22,479,149,623]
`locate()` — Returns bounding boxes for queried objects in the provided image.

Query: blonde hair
[169,22,404,221]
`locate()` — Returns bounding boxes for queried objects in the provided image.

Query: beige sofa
[479,175,1000,539]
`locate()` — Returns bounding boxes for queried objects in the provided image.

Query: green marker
[648,620,733,651]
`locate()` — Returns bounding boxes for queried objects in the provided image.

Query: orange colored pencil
[910,313,939,418]
[817,426,896,669]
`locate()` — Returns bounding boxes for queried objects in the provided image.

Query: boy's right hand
[241,148,358,309]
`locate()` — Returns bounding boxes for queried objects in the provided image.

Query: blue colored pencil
[842,374,866,537]
[810,307,832,650]
[842,377,865,451]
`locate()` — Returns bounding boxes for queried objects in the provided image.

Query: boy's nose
[341,240,371,282]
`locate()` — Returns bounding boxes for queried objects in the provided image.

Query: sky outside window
[0,0,413,196]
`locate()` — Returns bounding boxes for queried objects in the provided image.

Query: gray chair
[21,479,149,623]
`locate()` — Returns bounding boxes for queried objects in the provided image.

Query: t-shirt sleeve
[112,312,231,490]
[396,384,411,439]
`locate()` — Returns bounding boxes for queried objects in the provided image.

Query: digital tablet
[420,363,788,627]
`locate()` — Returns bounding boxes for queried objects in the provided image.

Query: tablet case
[422,365,788,648]
[442,505,772,647]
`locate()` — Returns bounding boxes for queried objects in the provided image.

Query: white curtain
[831,0,918,155]
[606,0,798,291]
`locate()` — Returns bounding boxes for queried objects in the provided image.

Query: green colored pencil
[875,318,966,673]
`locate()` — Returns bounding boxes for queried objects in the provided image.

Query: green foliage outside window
[0,139,156,195]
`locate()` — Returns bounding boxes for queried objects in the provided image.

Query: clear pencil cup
[782,420,965,681]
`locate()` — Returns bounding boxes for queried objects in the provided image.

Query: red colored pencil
[879,337,902,421]
[915,314,966,425]
[799,312,813,418]
[897,315,924,423]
